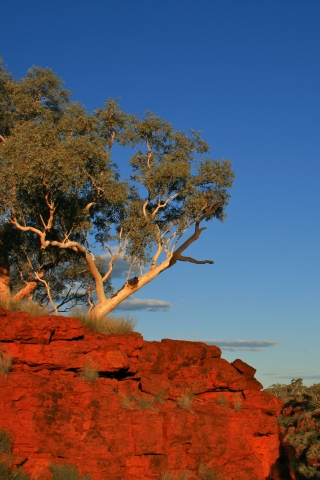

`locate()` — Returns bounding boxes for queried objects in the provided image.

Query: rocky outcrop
[0,309,283,479]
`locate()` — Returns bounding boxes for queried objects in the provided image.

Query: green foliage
[266,379,320,478]
[0,58,234,316]
[50,463,91,480]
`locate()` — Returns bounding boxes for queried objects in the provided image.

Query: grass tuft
[80,364,99,382]
[177,392,194,411]
[70,308,137,334]
[50,463,91,480]
[0,429,11,454]
[216,394,228,407]
[197,463,218,480]
[0,354,12,378]
[0,296,51,317]
[160,470,189,480]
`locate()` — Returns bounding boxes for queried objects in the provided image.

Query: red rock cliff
[0,309,283,480]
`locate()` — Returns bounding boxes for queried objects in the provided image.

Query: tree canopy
[0,59,235,318]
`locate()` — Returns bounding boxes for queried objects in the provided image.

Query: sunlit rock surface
[0,308,283,479]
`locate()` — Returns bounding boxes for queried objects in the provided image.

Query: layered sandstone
[0,309,283,479]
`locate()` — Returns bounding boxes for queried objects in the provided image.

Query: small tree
[0,59,235,318]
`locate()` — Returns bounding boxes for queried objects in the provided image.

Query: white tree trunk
[91,257,171,318]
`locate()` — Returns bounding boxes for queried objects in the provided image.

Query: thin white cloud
[115,297,173,312]
[262,373,320,380]
[201,339,279,351]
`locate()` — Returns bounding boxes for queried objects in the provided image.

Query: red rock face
[0,310,283,480]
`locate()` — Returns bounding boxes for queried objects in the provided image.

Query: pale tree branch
[84,202,97,212]
[151,192,179,218]
[0,135,6,144]
[49,240,106,303]
[146,140,152,168]
[142,199,149,220]
[169,223,213,267]
[10,218,49,249]
[34,273,58,316]
[102,245,124,282]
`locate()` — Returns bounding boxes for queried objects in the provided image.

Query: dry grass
[197,463,218,480]
[50,463,91,480]
[0,296,51,316]
[0,354,12,378]
[160,470,189,480]
[80,364,99,382]
[177,392,194,411]
[71,308,137,334]
[216,394,228,407]
[0,429,11,454]
[154,390,166,403]
[233,395,242,411]
[137,397,154,410]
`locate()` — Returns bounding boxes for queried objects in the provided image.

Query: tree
[0,59,235,318]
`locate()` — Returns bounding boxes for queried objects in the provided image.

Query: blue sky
[1,0,319,387]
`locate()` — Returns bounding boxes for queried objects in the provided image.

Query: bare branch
[102,245,124,282]
[151,192,179,218]
[169,223,213,267]
[11,218,49,249]
[0,135,6,144]
[142,199,149,220]
[49,240,106,303]
[35,273,58,316]
[84,202,97,211]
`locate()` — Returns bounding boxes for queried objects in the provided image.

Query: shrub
[70,308,137,334]
[177,392,194,411]
[50,463,91,480]
[266,379,320,479]
[0,296,51,316]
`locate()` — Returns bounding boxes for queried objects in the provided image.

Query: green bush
[266,378,320,479]
[70,308,137,334]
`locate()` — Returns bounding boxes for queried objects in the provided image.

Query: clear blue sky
[1,0,319,387]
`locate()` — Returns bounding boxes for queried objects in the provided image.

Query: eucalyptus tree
[0,59,234,317]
